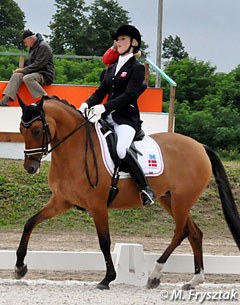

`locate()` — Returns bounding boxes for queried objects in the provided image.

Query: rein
[48,118,87,154]
[23,110,99,188]
[84,119,99,188]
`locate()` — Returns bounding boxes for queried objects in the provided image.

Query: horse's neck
[46,103,99,163]
[46,102,82,138]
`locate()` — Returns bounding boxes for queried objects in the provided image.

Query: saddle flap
[96,122,164,179]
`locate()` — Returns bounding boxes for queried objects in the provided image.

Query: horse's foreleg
[15,212,39,279]
[15,196,71,279]
[92,207,116,290]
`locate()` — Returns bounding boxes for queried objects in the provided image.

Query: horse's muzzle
[24,158,41,174]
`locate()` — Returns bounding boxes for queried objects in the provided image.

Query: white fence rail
[0,243,239,286]
[0,108,170,160]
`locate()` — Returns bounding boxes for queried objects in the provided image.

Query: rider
[79,25,155,207]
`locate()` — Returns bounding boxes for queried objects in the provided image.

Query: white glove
[88,105,106,123]
[79,102,89,115]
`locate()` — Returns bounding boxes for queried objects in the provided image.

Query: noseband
[22,109,98,188]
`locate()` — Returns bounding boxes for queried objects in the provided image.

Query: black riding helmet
[112,25,141,54]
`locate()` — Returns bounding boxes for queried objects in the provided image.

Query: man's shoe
[140,187,155,207]
[0,95,10,106]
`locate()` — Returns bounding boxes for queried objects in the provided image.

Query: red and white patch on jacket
[120,71,127,78]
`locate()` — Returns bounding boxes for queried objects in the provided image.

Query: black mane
[44,95,76,110]
[21,96,77,127]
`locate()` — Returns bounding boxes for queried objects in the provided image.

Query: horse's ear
[17,94,26,110]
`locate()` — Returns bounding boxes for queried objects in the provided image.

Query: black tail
[204,145,240,250]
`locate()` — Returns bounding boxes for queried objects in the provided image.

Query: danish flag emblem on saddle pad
[95,122,164,179]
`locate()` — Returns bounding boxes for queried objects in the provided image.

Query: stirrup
[140,189,155,207]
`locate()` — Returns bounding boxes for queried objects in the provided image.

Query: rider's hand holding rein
[79,102,89,116]
[88,104,106,123]
[79,102,105,123]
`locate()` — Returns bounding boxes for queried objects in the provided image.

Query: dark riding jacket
[23,34,55,85]
[85,56,145,132]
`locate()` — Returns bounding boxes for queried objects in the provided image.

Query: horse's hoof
[15,264,28,279]
[96,283,110,290]
[181,283,195,291]
[147,277,160,289]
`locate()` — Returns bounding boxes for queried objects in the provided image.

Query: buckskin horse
[15,96,240,290]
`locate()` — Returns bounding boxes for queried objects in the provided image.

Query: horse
[15,95,240,290]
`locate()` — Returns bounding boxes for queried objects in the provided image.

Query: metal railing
[0,52,176,132]
[0,51,102,69]
[146,58,177,132]
[0,51,101,60]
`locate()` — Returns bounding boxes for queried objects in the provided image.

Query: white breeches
[106,115,136,159]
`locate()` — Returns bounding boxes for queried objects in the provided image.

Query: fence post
[19,56,25,68]
[144,62,149,86]
[168,85,176,132]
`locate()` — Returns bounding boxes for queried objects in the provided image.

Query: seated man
[0,30,55,106]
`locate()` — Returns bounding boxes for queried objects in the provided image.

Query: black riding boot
[121,149,155,207]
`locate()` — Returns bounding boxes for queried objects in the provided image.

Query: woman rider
[79,25,154,206]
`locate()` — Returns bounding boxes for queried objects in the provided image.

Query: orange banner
[0,82,162,112]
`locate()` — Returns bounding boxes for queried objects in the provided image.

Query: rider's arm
[102,44,119,65]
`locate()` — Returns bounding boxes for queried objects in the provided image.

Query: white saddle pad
[95,122,164,179]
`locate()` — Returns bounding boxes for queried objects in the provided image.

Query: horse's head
[18,95,52,174]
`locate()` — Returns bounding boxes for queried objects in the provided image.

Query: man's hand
[14,68,24,73]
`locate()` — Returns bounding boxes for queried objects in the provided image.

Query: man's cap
[22,30,35,41]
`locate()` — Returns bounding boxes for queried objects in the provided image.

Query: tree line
[161,39,240,158]
[1,0,240,157]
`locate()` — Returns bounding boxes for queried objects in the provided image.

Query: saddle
[100,119,145,167]
[100,119,145,205]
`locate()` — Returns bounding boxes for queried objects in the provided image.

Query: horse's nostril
[27,166,37,174]
[24,159,40,175]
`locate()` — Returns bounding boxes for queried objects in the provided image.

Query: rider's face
[116,35,132,55]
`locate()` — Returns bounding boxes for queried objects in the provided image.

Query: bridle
[22,109,99,188]
[22,111,51,162]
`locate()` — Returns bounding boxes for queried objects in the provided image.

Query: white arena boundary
[0,243,239,286]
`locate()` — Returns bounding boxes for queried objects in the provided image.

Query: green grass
[0,159,239,237]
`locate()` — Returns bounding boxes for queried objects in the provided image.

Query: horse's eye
[32,128,41,138]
